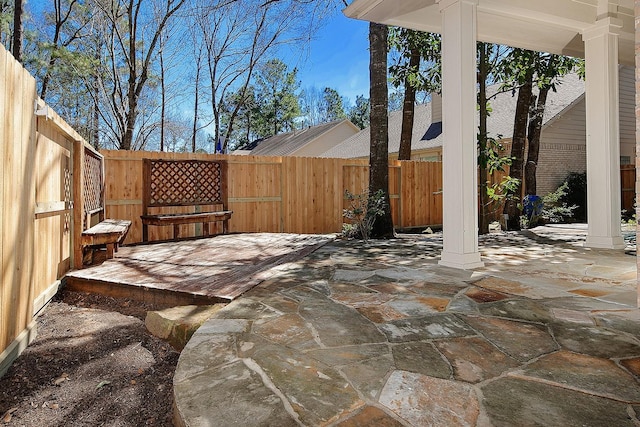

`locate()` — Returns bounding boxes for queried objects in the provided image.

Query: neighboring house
[234,119,361,157]
[322,66,636,197]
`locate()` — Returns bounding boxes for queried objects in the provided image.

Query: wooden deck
[65,233,333,306]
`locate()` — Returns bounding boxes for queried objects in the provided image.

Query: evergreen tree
[348,95,370,129]
[319,87,346,122]
[254,58,301,137]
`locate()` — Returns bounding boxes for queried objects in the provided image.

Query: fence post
[72,140,85,268]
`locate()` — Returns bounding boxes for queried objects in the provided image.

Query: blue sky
[28,1,371,106]
[283,10,371,106]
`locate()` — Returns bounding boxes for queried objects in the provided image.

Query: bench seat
[141,210,233,239]
[81,219,132,259]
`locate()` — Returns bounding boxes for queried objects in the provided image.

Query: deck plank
[65,233,333,304]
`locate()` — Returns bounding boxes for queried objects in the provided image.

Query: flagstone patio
[173,225,640,426]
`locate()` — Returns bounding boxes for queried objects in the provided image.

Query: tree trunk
[368,22,394,238]
[160,39,166,152]
[398,46,420,161]
[40,0,64,100]
[524,87,549,195]
[91,46,100,149]
[503,70,533,230]
[12,0,23,62]
[92,99,99,149]
[191,51,201,153]
[121,73,137,150]
[477,42,490,235]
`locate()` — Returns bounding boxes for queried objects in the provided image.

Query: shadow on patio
[172,225,640,426]
[65,233,333,305]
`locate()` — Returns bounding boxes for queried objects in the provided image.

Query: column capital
[582,17,623,41]
[436,0,478,12]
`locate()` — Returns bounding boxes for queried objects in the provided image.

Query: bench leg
[174,224,180,239]
[143,224,149,242]
[106,243,115,259]
[223,219,228,234]
[203,222,209,237]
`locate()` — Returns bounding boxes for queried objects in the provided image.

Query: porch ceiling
[344,0,635,65]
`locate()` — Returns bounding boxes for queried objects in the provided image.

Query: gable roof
[249,119,359,157]
[321,72,585,159]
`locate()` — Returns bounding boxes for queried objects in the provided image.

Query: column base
[439,251,484,270]
[584,235,626,250]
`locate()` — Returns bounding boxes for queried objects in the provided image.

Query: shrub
[542,181,578,223]
[342,189,386,241]
[560,172,587,222]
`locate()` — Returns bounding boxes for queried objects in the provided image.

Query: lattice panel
[83,149,103,214]
[148,160,223,206]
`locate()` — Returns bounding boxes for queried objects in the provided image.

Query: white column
[437,0,484,269]
[582,18,625,250]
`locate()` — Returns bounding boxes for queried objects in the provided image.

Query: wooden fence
[0,43,96,376]
[621,165,636,214]
[102,150,444,243]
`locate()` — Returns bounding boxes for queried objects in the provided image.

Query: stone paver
[145,304,224,350]
[435,336,519,383]
[462,315,558,362]
[391,342,451,379]
[551,322,640,358]
[335,406,404,427]
[482,377,636,427]
[513,350,640,403]
[173,227,640,426]
[173,359,299,427]
[379,371,480,426]
[378,313,476,342]
[478,298,553,323]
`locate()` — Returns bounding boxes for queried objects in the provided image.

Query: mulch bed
[0,290,179,426]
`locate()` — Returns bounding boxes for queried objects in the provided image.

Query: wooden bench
[141,158,233,242]
[78,147,132,265]
[82,219,131,259]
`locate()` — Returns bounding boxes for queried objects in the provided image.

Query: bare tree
[92,0,187,150]
[159,29,167,152]
[192,0,338,151]
[300,86,324,126]
[195,0,288,151]
[191,45,203,153]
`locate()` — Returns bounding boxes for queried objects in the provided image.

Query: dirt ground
[0,290,180,427]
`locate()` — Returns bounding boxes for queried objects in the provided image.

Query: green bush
[542,181,578,223]
[560,172,587,222]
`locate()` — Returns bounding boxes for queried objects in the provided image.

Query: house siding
[292,122,359,157]
[537,98,587,196]
[536,66,636,196]
[619,65,636,159]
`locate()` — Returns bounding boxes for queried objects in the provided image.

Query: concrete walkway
[173,226,640,426]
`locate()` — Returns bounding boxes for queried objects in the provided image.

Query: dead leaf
[50,403,59,410]
[54,373,69,386]
[96,380,111,389]
[130,379,137,385]
[2,408,18,423]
